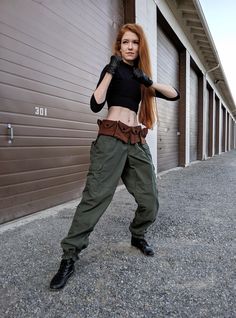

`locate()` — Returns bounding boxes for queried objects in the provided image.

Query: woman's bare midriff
[106,106,139,127]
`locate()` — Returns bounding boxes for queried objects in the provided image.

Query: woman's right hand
[106,55,122,75]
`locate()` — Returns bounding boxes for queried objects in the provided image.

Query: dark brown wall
[123,0,135,23]
[0,0,124,223]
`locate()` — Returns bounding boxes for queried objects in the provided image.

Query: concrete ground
[0,150,235,318]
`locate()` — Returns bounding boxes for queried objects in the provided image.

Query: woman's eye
[122,40,139,45]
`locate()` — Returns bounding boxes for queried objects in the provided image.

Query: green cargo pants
[61,134,159,260]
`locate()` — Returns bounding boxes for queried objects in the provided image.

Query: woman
[50,23,179,290]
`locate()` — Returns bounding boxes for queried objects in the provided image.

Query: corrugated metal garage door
[204,88,210,158]
[227,112,230,151]
[231,118,235,149]
[215,96,220,155]
[221,106,226,152]
[189,67,198,162]
[0,0,123,223]
[234,122,236,149]
[156,25,179,172]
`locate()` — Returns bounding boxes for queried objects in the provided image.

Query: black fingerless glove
[133,68,153,87]
[105,55,122,75]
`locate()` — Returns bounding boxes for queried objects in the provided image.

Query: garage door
[221,106,226,152]
[227,112,230,151]
[190,67,198,162]
[0,0,123,223]
[231,118,235,149]
[234,122,236,149]
[156,25,179,172]
[215,96,220,155]
[205,88,210,158]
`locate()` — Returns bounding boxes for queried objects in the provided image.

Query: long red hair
[113,23,157,129]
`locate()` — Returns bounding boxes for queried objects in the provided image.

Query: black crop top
[90,60,180,113]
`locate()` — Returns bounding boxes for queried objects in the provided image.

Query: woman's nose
[128,42,133,49]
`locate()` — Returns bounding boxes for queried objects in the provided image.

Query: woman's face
[120,31,139,65]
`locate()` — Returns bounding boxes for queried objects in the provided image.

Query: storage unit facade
[0,0,123,223]
[0,0,235,223]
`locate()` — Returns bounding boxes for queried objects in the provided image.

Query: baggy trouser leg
[122,143,159,239]
[61,136,127,260]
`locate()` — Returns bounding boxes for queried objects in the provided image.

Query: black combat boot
[131,237,154,256]
[50,259,75,290]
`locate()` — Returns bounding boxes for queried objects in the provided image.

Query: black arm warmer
[90,65,108,113]
[90,94,106,113]
[155,88,180,101]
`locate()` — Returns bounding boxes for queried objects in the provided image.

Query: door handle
[7,124,14,144]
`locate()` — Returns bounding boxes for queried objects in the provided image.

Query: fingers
[106,55,122,75]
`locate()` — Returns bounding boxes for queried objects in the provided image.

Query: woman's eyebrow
[122,38,139,41]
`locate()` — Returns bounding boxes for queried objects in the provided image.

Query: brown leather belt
[97,119,148,144]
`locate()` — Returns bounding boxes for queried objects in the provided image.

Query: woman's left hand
[133,68,153,87]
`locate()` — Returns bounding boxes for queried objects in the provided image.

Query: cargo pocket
[84,138,104,194]
[85,135,121,195]
[135,143,157,193]
[89,138,104,172]
[140,143,153,161]
[93,135,120,190]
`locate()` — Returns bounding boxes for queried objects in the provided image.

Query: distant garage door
[205,87,210,158]
[221,106,226,152]
[0,0,123,223]
[189,67,199,162]
[156,25,179,172]
[231,118,235,150]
